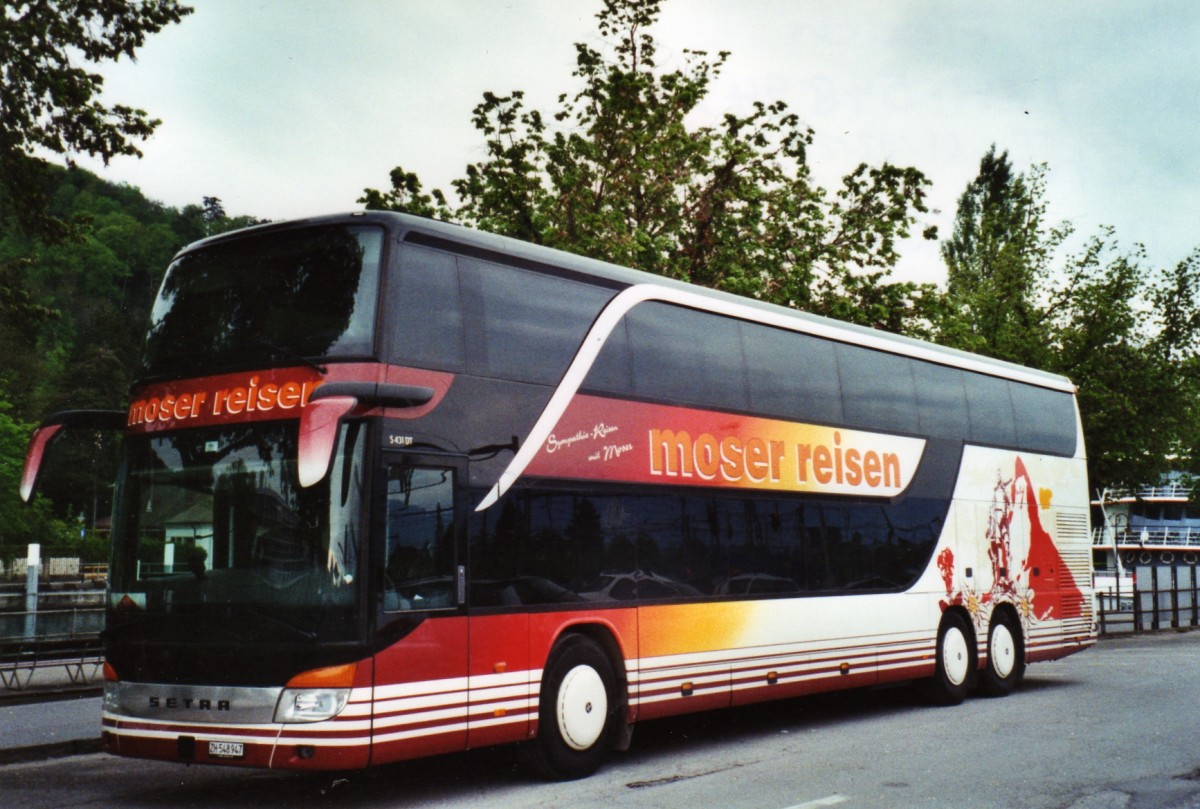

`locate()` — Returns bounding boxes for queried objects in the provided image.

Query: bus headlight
[103,682,121,713]
[274,688,350,723]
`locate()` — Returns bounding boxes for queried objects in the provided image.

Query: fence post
[24,544,40,638]
[1170,566,1179,629]
[1149,568,1157,631]
[1193,569,1199,628]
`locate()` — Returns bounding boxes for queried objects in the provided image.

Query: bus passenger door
[372,454,469,764]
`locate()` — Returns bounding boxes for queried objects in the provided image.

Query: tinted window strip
[404,231,627,291]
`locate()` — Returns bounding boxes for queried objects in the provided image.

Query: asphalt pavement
[0,665,103,764]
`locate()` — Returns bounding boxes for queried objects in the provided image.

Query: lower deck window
[469,486,945,606]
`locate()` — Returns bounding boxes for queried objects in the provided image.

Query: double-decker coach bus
[21,211,1095,778]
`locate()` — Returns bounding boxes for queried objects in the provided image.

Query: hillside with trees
[0,166,253,567]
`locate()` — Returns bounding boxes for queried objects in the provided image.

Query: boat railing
[1091,527,1200,547]
[1101,482,1194,501]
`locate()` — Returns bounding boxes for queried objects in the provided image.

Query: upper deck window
[141,225,383,378]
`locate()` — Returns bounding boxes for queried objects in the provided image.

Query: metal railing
[1096,576,1200,635]
[1100,482,1194,501]
[1091,527,1200,548]
[0,606,105,641]
[1,597,105,690]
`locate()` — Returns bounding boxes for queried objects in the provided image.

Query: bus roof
[177,210,1075,393]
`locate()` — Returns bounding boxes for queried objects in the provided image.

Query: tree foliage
[0,399,75,569]
[0,165,252,555]
[362,0,938,334]
[0,0,193,243]
[940,147,1065,366]
[937,147,1200,491]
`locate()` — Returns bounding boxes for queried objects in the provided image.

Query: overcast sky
[75,0,1200,285]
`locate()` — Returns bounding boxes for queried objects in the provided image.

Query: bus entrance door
[372,455,469,763]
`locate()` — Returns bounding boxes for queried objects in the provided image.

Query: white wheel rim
[556,664,608,751]
[990,622,1016,679]
[943,625,970,686]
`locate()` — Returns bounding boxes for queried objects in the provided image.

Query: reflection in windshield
[141,225,383,377]
[110,423,364,639]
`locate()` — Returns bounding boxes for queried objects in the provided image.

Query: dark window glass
[108,423,362,642]
[142,225,383,377]
[836,344,919,434]
[584,319,633,394]
[1009,383,1077,456]
[743,323,843,424]
[469,492,614,606]
[629,495,725,597]
[390,245,465,371]
[965,373,1017,446]
[913,362,970,440]
[468,485,946,606]
[385,466,456,611]
[627,303,748,411]
[460,258,614,385]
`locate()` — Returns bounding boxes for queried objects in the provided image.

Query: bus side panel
[467,612,533,749]
[370,616,469,765]
[728,596,882,708]
[941,446,1095,667]
[633,602,735,720]
[633,600,884,718]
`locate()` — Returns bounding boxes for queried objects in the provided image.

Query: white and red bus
[21,212,1095,778]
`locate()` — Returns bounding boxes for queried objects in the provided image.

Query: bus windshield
[108,422,365,645]
[140,224,383,378]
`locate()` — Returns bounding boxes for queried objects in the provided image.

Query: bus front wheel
[526,634,619,780]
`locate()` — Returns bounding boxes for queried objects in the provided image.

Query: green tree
[937,147,1200,491]
[940,146,1066,365]
[363,0,937,333]
[0,394,73,564]
[0,0,193,243]
[0,166,231,546]
[180,196,264,239]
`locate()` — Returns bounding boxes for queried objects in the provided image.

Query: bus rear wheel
[525,634,619,780]
[925,611,974,706]
[978,610,1025,697]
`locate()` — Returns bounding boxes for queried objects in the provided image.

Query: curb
[0,685,103,707]
[0,737,103,766]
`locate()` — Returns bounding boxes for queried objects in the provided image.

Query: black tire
[925,611,974,706]
[525,634,620,781]
[977,609,1025,697]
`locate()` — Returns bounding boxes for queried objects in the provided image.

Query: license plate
[208,741,245,759]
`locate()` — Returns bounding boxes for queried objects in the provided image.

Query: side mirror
[20,410,126,502]
[297,383,434,488]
